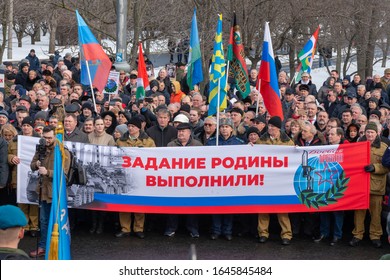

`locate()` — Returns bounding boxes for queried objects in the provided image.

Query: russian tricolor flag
[256,22,283,120]
[76,10,112,93]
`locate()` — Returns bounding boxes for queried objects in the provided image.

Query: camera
[36,138,47,162]
[144,97,153,103]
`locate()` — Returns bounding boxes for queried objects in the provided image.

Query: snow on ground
[2,33,76,62]
[3,32,389,87]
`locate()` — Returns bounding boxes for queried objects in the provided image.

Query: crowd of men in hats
[0,49,390,259]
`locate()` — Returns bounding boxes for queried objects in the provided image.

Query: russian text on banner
[18,136,370,214]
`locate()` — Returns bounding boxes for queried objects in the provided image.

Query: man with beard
[314,111,329,134]
[29,126,70,257]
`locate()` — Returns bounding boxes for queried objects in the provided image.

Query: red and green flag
[228,13,250,98]
[136,43,150,100]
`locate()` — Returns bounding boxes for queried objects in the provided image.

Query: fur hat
[62,70,72,79]
[365,122,378,133]
[219,118,234,128]
[299,84,310,92]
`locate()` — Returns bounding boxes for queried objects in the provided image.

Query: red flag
[136,43,150,100]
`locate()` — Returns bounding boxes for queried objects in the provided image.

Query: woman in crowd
[87,116,116,234]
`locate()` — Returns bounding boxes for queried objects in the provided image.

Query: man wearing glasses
[324,90,340,118]
[29,126,71,257]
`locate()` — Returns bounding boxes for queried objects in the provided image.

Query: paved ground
[19,213,390,260]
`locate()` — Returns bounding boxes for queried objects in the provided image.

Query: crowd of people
[0,50,390,259]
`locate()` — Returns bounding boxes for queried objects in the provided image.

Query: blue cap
[0,205,27,229]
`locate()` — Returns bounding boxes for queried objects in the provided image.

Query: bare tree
[0,0,9,63]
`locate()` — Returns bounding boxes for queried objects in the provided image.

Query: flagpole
[290,71,298,88]
[256,78,261,116]
[216,78,221,146]
[225,60,230,91]
[85,60,97,112]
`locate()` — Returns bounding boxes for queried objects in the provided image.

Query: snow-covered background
[2,33,390,87]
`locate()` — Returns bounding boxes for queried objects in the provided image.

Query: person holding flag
[29,126,71,258]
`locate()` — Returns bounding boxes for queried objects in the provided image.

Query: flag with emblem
[208,14,227,116]
[227,12,250,98]
[298,26,320,73]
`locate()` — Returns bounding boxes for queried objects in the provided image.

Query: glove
[364,164,375,173]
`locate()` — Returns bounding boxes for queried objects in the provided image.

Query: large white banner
[17,135,370,213]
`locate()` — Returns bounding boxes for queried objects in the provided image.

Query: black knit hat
[369,109,381,119]
[268,116,282,129]
[127,116,142,129]
[22,116,34,127]
[369,97,379,105]
[246,126,260,138]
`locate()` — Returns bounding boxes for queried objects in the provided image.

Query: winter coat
[360,136,389,195]
[25,54,40,71]
[317,77,334,104]
[257,131,294,146]
[167,136,203,147]
[88,131,116,146]
[146,125,177,147]
[15,71,28,88]
[30,142,71,203]
[206,134,246,146]
[294,131,326,147]
[170,81,186,104]
[64,128,90,143]
[117,131,156,148]
[0,137,9,188]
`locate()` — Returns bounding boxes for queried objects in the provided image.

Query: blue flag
[208,14,227,116]
[187,9,203,91]
[46,126,71,260]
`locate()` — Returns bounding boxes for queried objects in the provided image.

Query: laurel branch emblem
[298,171,350,209]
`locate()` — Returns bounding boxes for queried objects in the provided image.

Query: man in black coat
[146,108,177,147]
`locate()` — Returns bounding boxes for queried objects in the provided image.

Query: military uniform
[352,137,389,241]
[116,131,155,235]
[256,131,294,242]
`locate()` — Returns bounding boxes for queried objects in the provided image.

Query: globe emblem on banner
[293,155,349,209]
[104,79,118,93]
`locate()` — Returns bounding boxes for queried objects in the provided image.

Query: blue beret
[0,205,27,229]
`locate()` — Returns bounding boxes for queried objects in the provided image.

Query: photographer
[29,126,71,258]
